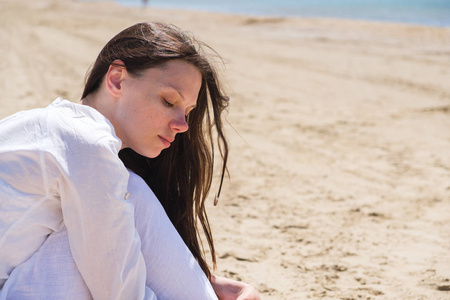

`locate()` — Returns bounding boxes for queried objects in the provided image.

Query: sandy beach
[1,0,450,299]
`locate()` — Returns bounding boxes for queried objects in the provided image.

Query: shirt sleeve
[41,104,149,300]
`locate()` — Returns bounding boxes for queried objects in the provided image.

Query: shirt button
[124,192,130,200]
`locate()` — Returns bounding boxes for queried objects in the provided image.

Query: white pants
[0,172,217,300]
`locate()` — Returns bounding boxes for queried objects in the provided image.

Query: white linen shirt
[0,98,154,299]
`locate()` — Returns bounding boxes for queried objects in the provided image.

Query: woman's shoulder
[0,98,122,166]
[0,98,116,142]
[47,98,112,133]
[45,98,122,150]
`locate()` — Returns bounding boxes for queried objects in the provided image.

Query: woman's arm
[1,167,257,300]
[45,101,149,300]
[129,171,218,299]
[1,171,217,300]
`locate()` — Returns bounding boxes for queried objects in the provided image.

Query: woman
[0,22,259,299]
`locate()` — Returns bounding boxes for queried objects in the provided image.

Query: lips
[161,135,174,143]
[158,135,174,147]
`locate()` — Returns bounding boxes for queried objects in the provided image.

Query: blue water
[90,0,450,27]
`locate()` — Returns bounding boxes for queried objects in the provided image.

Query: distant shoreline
[77,0,450,28]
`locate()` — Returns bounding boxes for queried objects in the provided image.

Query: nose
[170,113,189,133]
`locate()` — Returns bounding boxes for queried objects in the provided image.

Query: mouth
[158,135,174,148]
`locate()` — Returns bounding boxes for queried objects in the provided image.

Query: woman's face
[113,59,202,158]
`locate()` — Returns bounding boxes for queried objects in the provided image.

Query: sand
[1,0,450,299]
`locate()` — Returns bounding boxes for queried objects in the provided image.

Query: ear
[105,59,126,98]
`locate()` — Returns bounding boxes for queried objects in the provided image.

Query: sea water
[85,0,450,28]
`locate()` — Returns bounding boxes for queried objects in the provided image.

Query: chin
[146,150,162,159]
[133,147,162,159]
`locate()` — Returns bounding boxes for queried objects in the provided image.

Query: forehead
[143,60,201,100]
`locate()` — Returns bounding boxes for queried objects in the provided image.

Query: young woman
[0,22,259,299]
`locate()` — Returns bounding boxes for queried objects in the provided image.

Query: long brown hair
[82,22,229,278]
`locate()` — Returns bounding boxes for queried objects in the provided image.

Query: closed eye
[163,98,174,107]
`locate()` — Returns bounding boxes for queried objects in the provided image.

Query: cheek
[152,109,171,124]
[137,110,165,132]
